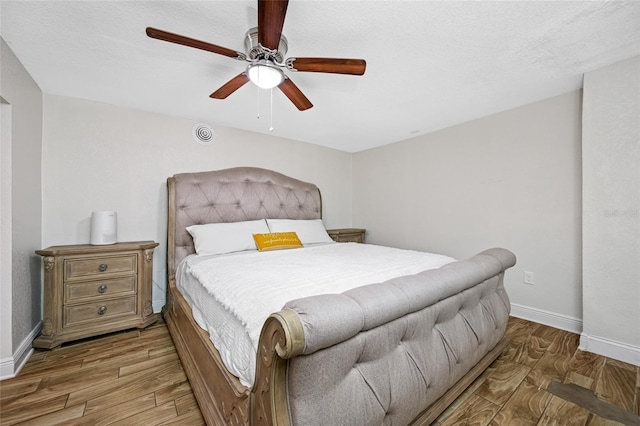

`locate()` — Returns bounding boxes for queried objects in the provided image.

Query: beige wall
[353,91,583,328]
[582,56,639,364]
[41,94,353,311]
[0,96,11,374]
[0,38,43,378]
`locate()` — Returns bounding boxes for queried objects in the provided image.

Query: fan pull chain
[255,86,274,132]
[269,88,274,132]
[256,85,260,119]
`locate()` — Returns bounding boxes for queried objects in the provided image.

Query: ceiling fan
[146,0,366,111]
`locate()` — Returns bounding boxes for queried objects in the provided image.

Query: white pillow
[186,219,270,255]
[266,219,334,245]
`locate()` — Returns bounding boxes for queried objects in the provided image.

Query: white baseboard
[511,304,640,366]
[579,333,640,367]
[0,322,41,380]
[510,303,582,334]
[0,356,16,380]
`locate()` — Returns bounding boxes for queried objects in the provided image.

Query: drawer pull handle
[98,306,107,315]
[98,264,108,272]
[98,285,108,293]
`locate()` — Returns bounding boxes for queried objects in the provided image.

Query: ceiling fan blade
[210,73,250,99]
[146,27,244,59]
[258,0,289,50]
[278,76,313,111]
[287,58,366,75]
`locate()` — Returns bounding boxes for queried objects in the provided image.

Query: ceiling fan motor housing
[244,27,288,62]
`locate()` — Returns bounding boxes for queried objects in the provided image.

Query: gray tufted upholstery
[170,167,321,272]
[283,248,515,425]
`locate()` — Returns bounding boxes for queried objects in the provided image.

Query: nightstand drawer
[65,276,136,303]
[64,296,137,327]
[65,255,137,280]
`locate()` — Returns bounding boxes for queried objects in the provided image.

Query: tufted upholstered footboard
[278,248,515,425]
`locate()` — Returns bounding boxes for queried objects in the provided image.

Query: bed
[163,166,516,425]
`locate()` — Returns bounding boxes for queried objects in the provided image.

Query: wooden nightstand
[33,241,159,349]
[327,228,366,243]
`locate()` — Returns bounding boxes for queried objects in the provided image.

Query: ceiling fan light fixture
[247,60,284,89]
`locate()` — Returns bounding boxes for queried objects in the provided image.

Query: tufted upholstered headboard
[167,167,322,280]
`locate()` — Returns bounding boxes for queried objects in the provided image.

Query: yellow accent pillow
[253,232,303,251]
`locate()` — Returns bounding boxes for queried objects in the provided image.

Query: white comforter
[178,243,455,386]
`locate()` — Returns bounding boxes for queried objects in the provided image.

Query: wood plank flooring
[1,317,638,425]
[434,317,640,426]
[0,320,205,425]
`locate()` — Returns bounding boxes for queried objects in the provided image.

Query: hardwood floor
[434,317,640,426]
[1,317,638,425]
[0,320,205,425]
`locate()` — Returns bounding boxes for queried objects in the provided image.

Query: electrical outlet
[524,271,534,285]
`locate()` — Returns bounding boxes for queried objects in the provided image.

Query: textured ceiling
[1,1,639,152]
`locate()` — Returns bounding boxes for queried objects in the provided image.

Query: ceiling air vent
[192,123,215,145]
